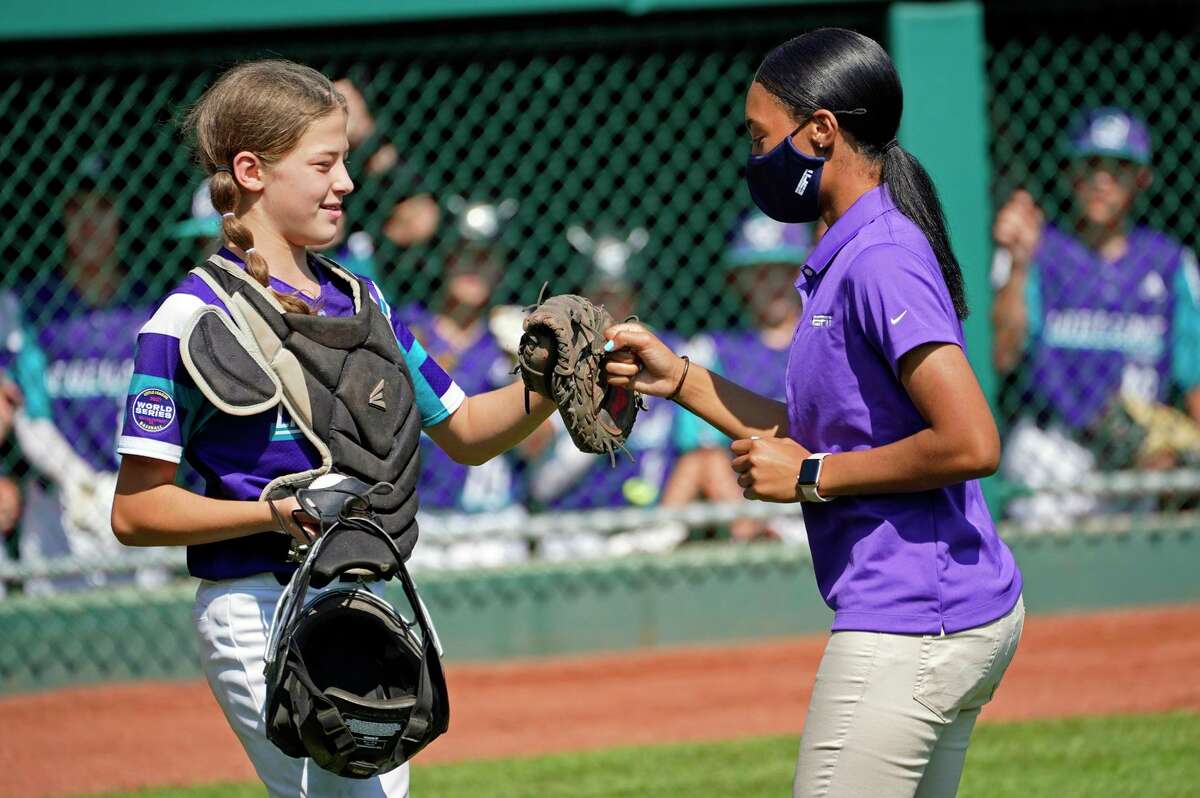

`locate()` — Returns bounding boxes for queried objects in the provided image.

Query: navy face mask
[745,123,826,224]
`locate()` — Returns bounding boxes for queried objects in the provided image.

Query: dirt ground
[2,602,1198,798]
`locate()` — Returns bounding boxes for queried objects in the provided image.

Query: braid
[208,170,314,315]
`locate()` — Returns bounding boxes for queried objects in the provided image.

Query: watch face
[799,457,822,486]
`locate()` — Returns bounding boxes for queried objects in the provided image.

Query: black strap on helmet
[264,476,449,778]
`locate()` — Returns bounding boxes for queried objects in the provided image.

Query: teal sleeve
[14,336,52,419]
[1024,263,1043,342]
[1171,249,1200,390]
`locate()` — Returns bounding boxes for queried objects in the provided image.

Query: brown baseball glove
[517,292,642,463]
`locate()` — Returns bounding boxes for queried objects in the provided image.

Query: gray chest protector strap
[179,254,423,568]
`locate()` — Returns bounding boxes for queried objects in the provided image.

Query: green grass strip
[84,711,1200,798]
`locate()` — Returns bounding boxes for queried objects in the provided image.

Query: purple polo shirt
[787,186,1022,635]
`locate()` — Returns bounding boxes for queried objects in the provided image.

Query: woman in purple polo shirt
[607,28,1023,798]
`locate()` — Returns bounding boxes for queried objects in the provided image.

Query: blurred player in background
[399,197,529,568]
[676,210,817,542]
[991,107,1200,527]
[10,158,161,590]
[526,225,694,557]
[333,78,440,282]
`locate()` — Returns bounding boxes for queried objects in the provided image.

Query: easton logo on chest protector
[369,379,387,411]
[178,253,424,560]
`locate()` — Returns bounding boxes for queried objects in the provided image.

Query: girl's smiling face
[253,110,354,248]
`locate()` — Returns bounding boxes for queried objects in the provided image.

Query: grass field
[84,712,1200,798]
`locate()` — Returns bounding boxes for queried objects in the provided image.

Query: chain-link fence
[1,1,1199,599]
[0,7,882,586]
[985,2,1200,529]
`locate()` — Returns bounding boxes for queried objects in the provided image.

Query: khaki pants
[794,597,1025,798]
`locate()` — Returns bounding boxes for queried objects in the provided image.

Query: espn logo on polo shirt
[131,387,177,434]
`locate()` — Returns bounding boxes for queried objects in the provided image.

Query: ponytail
[881,146,968,319]
[208,170,314,315]
[757,28,969,320]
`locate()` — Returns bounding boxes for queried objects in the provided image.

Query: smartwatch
[797,453,833,503]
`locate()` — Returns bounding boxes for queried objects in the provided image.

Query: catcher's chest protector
[180,255,422,558]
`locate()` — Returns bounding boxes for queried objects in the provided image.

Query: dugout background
[2,0,1200,691]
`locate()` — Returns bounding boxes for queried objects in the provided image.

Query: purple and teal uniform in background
[0,292,53,426]
[679,211,812,451]
[22,285,149,471]
[1024,226,1200,429]
[397,303,520,512]
[679,330,790,451]
[539,331,685,511]
[789,185,1021,634]
[117,249,464,581]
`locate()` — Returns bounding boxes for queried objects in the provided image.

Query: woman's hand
[268,497,321,545]
[603,323,687,399]
[730,436,812,502]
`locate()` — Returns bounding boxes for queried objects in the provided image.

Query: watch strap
[797,452,833,503]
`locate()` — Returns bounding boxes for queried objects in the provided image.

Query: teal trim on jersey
[270,423,305,441]
[402,337,453,428]
[13,331,52,420]
[364,275,452,427]
[1171,250,1200,390]
[1024,263,1044,342]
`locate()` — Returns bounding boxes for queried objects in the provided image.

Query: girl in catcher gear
[605,29,1023,798]
[111,60,556,798]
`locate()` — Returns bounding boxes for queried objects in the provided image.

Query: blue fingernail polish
[603,340,615,352]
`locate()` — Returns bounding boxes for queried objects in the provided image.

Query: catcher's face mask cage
[264,478,449,779]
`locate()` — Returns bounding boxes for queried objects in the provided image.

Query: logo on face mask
[795,169,815,196]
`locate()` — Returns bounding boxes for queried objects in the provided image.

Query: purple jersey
[117,250,464,580]
[1030,226,1193,428]
[788,186,1021,635]
[30,285,149,471]
[398,304,518,511]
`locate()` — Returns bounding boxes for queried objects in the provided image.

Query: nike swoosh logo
[890,310,908,325]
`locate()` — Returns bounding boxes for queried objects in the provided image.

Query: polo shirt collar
[797,185,896,288]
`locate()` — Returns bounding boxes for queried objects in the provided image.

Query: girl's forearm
[112,482,280,546]
[432,381,556,466]
[674,364,791,441]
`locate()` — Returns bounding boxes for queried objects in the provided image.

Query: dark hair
[756,28,968,319]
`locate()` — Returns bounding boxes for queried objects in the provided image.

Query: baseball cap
[172,178,222,239]
[724,210,815,270]
[1067,107,1152,166]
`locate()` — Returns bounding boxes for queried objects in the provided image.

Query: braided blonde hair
[185,60,347,314]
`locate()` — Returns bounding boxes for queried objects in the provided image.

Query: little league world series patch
[131,387,177,434]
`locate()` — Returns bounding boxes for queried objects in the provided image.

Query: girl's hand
[268,496,321,545]
[730,437,812,503]
[603,322,687,399]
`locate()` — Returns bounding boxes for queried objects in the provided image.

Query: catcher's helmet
[264,476,449,779]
